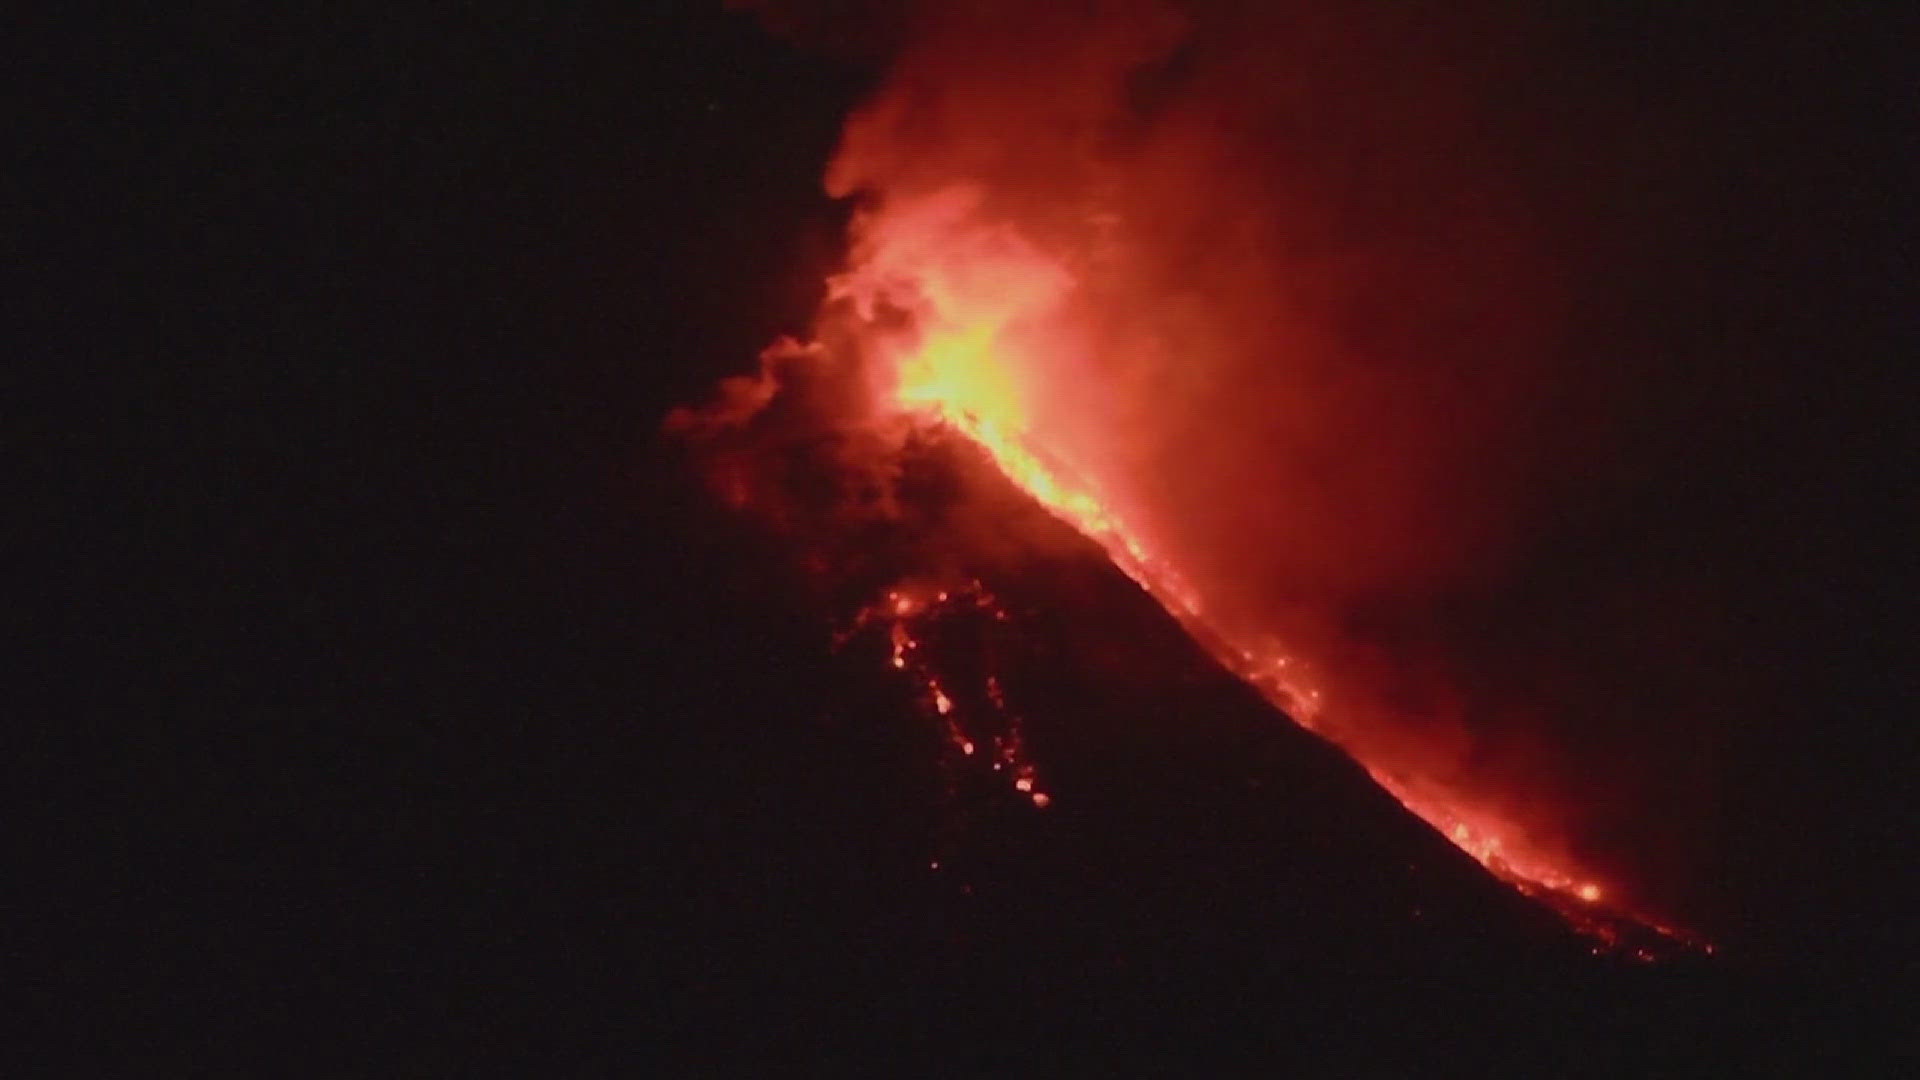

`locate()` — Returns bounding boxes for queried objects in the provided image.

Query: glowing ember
[844,582,1053,825]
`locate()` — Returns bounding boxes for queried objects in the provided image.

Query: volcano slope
[658,413,1735,1069]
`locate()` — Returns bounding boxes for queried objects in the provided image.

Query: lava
[846,582,1053,821]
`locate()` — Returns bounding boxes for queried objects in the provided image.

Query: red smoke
[703,0,1739,934]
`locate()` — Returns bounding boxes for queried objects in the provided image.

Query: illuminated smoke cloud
[692,1,1742,936]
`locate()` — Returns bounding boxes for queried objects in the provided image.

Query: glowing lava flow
[839,580,1054,868]
[821,188,1702,954]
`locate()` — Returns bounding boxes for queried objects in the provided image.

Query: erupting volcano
[677,0,1725,958]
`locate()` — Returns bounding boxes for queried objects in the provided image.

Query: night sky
[20,3,1912,1071]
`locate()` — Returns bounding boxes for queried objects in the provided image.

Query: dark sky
[19,3,1912,1071]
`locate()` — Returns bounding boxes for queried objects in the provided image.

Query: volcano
[29,1,1908,1073]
